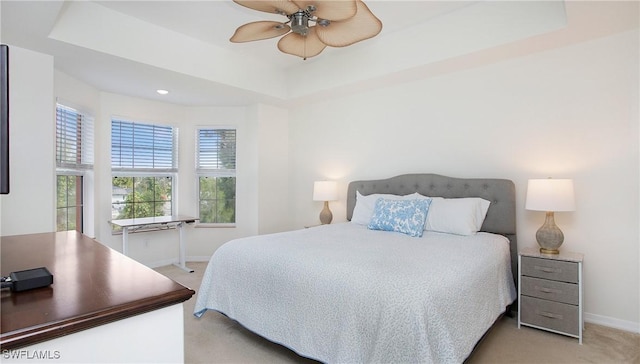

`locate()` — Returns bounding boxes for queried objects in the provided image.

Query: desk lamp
[313,181,337,224]
[525,178,575,254]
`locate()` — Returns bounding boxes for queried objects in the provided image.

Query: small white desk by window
[110,215,198,273]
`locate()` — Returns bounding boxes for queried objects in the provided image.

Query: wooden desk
[1,231,195,354]
[110,215,198,272]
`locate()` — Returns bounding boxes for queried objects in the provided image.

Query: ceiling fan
[230,0,383,60]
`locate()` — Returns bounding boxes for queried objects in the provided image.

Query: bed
[194,174,517,363]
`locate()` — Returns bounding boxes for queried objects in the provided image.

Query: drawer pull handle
[534,265,561,274]
[539,311,563,320]
[535,286,562,294]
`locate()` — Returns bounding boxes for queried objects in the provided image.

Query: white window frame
[110,118,178,226]
[55,101,94,234]
[195,126,236,227]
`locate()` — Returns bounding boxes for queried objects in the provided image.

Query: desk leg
[173,222,194,273]
[122,226,129,256]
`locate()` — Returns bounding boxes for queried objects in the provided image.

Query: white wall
[251,104,291,234]
[0,46,55,236]
[288,30,639,331]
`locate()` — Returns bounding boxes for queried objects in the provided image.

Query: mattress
[194,223,517,363]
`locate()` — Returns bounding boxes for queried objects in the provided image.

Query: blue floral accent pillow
[367,198,432,237]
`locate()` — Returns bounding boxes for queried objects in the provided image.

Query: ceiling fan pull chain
[303,36,307,61]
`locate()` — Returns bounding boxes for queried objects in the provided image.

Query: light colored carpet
[156,262,640,364]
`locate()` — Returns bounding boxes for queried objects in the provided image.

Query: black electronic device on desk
[1,267,53,292]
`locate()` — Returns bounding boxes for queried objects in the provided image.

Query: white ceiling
[0,1,638,107]
[96,0,474,69]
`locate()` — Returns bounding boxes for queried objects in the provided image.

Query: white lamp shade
[313,181,338,201]
[525,179,575,212]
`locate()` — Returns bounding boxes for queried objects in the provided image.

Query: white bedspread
[194,223,516,363]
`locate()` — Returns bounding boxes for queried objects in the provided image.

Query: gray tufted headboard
[347,174,517,285]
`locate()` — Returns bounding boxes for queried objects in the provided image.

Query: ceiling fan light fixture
[278,26,326,59]
[292,0,357,22]
[291,11,310,35]
[231,0,382,58]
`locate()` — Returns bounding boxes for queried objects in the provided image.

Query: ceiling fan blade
[277,27,327,59]
[315,0,382,47]
[233,0,300,15]
[292,0,357,21]
[230,21,291,43]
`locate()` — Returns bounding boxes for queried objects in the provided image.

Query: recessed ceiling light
[156,89,169,95]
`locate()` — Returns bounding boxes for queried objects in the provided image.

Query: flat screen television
[1,44,8,195]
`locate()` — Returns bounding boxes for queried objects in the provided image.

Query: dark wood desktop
[1,231,195,350]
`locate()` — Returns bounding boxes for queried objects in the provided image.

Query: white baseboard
[146,256,211,269]
[584,312,640,334]
[186,255,211,262]
[146,258,176,269]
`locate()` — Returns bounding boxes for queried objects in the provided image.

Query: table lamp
[313,181,337,224]
[525,178,575,254]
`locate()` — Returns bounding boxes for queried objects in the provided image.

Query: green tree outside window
[112,176,172,219]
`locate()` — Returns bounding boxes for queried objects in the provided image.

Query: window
[111,119,177,220]
[56,103,93,232]
[57,175,83,232]
[197,128,236,224]
[57,104,94,169]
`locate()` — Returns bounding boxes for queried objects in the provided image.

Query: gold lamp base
[536,211,564,254]
[539,247,560,254]
[319,201,333,225]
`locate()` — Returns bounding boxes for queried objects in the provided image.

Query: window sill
[195,223,236,228]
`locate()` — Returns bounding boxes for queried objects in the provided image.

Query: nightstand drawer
[521,256,578,283]
[521,276,578,305]
[520,296,579,336]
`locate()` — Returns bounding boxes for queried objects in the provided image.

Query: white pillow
[351,191,421,225]
[423,197,491,236]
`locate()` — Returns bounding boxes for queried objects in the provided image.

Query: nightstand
[518,247,584,343]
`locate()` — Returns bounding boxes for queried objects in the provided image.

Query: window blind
[197,129,236,173]
[111,119,178,172]
[56,104,94,169]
